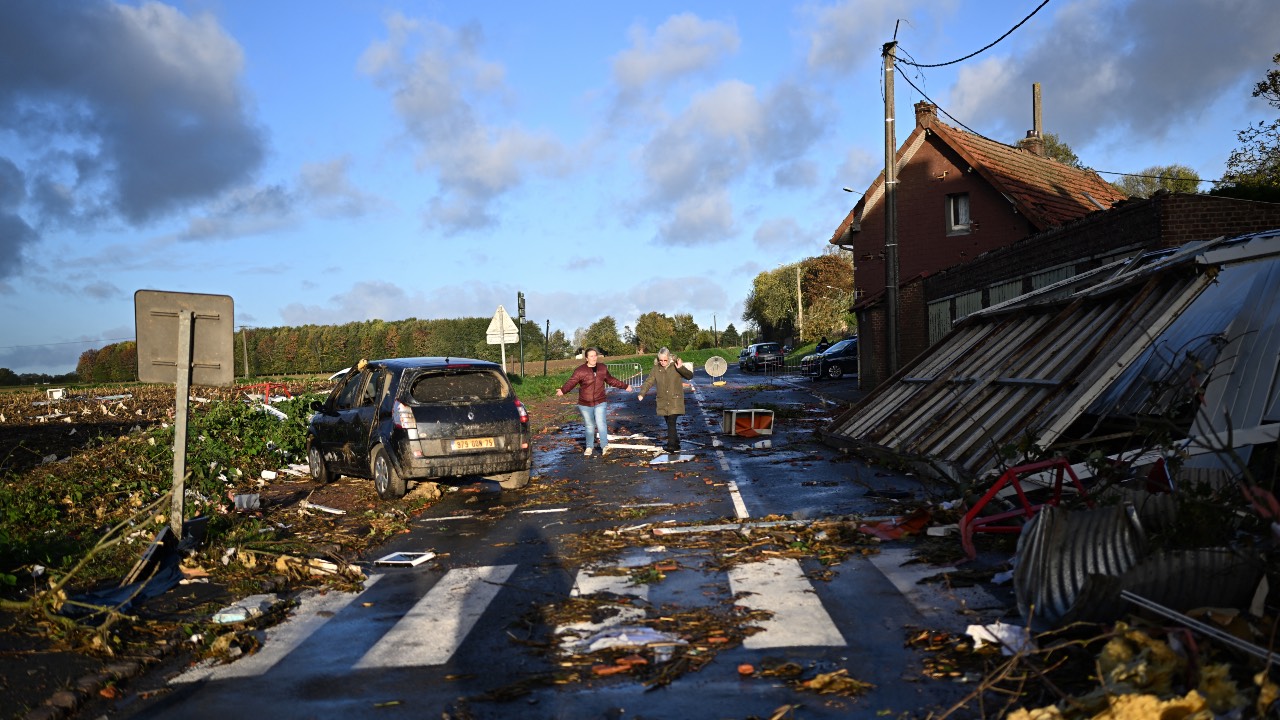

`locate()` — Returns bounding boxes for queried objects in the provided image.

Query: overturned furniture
[722,408,774,437]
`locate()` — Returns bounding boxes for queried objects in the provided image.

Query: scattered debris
[211,593,281,623]
[374,551,436,567]
[233,494,260,511]
[965,621,1035,656]
[722,408,774,437]
[298,500,346,515]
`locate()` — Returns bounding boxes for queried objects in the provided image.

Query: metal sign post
[485,305,520,374]
[171,310,193,536]
[517,292,526,378]
[135,290,234,537]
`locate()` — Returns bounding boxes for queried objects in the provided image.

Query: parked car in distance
[801,337,859,380]
[306,357,531,499]
[737,347,750,369]
[741,342,784,372]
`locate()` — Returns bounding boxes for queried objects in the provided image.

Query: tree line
[0,368,81,387]
[71,314,750,383]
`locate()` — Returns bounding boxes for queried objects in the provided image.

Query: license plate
[453,437,495,450]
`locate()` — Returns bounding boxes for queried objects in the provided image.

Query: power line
[897,0,1052,69]
[1092,169,1216,184]
[0,337,136,351]
[892,63,1228,187]
[893,62,996,141]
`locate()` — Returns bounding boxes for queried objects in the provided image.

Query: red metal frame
[959,457,1093,558]
[241,381,292,404]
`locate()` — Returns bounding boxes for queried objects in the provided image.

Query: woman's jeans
[578,403,609,450]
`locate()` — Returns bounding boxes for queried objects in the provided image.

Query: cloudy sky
[1,0,1276,374]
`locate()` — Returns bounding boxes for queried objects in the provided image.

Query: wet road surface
[99,365,1015,720]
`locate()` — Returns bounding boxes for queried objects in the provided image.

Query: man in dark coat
[636,347,695,453]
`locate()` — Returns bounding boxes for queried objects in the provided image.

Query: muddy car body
[306,357,531,499]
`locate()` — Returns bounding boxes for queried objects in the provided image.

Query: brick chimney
[914,101,938,129]
[1018,83,1046,156]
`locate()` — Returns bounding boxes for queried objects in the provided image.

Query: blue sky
[1,0,1277,374]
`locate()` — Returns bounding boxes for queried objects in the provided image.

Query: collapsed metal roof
[826,228,1280,481]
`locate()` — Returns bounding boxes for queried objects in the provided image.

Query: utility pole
[882,39,900,376]
[796,265,804,344]
[713,314,718,347]
[240,326,251,378]
[543,319,550,376]
[517,292,526,378]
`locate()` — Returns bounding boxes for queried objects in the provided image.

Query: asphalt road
[92,365,1015,720]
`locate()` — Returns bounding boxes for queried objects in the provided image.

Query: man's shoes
[584,447,594,457]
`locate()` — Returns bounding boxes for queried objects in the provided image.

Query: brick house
[831,101,1129,387]
[921,190,1280,351]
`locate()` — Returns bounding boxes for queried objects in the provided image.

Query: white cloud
[359,13,565,235]
[804,0,935,75]
[753,217,805,251]
[635,80,825,245]
[611,13,739,113]
[948,0,1280,147]
[298,157,381,219]
[0,1,265,231]
[659,192,736,246]
[177,184,296,242]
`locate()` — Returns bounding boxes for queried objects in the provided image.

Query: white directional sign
[486,305,520,345]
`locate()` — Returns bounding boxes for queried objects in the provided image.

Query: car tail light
[515,399,529,448]
[393,401,419,439]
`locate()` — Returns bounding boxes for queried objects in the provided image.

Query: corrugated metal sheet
[830,270,1211,478]
[1031,265,1074,290]
[988,279,1023,306]
[826,229,1280,481]
[1015,504,1146,631]
[927,300,951,346]
[1014,504,1264,630]
[955,290,982,321]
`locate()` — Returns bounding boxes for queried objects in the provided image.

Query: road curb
[22,651,164,720]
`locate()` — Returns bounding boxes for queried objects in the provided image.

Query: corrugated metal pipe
[1014,502,1265,631]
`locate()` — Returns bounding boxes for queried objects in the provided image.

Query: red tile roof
[831,118,1127,245]
[933,122,1128,228]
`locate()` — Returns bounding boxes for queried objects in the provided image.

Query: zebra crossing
[171,555,849,685]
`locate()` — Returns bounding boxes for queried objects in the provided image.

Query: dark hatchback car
[307,357,531,499]
[801,337,859,380]
[741,342,784,372]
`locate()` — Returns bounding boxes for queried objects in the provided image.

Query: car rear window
[406,369,509,404]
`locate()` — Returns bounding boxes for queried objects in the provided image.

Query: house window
[946,193,970,235]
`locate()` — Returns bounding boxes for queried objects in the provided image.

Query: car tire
[827,364,844,379]
[494,468,530,490]
[307,437,334,483]
[372,445,406,500]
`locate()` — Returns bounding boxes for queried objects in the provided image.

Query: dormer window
[946,193,971,235]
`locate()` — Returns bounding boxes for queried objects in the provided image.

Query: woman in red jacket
[557,347,629,456]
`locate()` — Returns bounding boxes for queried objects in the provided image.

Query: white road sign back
[486,305,520,345]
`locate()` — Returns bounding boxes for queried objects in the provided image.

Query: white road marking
[559,570,651,652]
[171,575,384,683]
[691,382,751,518]
[571,569,650,600]
[354,564,516,668]
[728,557,846,648]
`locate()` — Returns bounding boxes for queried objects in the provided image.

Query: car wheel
[307,438,333,483]
[828,364,844,379]
[494,468,530,490]
[371,445,406,500]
